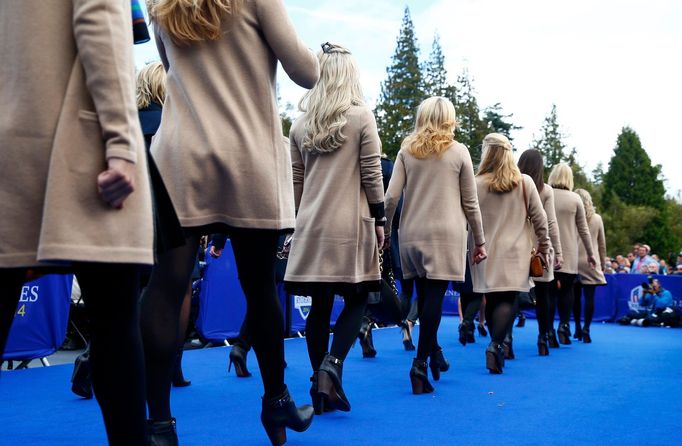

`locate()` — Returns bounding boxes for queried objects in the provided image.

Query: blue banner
[5,275,72,361]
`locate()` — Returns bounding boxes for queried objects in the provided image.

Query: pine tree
[531,104,567,169]
[482,103,521,141]
[454,69,489,164]
[423,34,452,98]
[374,7,424,158]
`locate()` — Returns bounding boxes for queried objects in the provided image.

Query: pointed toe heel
[410,358,434,394]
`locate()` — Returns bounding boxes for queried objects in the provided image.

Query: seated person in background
[625,278,677,327]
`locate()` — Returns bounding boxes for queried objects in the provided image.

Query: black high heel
[228,344,252,378]
[458,321,470,346]
[317,354,350,412]
[409,358,434,394]
[548,328,560,348]
[261,387,314,446]
[477,321,488,337]
[485,342,504,374]
[503,336,515,360]
[516,313,526,327]
[537,334,550,356]
[146,418,179,446]
[574,324,583,341]
[358,317,377,358]
[172,348,191,387]
[558,323,572,345]
[582,327,592,343]
[402,321,416,351]
[429,348,450,382]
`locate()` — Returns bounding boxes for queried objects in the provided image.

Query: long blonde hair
[575,188,595,222]
[402,97,456,159]
[548,163,574,191]
[136,62,166,109]
[147,0,243,44]
[298,43,363,155]
[477,133,522,192]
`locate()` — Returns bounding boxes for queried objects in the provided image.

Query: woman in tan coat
[547,164,596,346]
[1,1,153,444]
[517,149,564,356]
[143,1,319,444]
[285,43,384,414]
[470,134,550,374]
[573,189,607,343]
[384,97,487,393]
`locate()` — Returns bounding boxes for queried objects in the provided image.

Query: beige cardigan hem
[402,271,465,282]
[38,244,154,265]
[284,273,380,283]
[474,286,531,294]
[180,214,296,231]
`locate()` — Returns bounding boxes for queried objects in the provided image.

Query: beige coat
[552,189,594,275]
[0,0,153,268]
[578,213,607,285]
[284,106,384,284]
[470,175,550,293]
[151,0,319,231]
[384,143,485,281]
[533,184,563,283]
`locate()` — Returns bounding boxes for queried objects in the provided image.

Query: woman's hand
[588,255,597,269]
[97,158,136,209]
[375,225,385,250]
[209,245,223,258]
[472,244,487,264]
[555,254,564,270]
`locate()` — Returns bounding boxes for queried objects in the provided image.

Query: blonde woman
[1,1,153,444]
[470,134,550,374]
[547,164,596,346]
[384,97,487,393]
[573,189,607,343]
[143,0,319,444]
[517,149,563,356]
[285,43,384,414]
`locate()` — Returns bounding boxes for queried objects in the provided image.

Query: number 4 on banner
[16,304,26,317]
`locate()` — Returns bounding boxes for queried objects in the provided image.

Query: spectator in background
[659,260,669,275]
[645,262,660,275]
[672,264,682,276]
[630,244,654,274]
[627,251,636,266]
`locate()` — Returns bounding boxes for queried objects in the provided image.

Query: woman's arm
[526,178,550,255]
[384,152,406,238]
[459,147,484,247]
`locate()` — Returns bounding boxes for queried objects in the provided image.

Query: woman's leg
[583,285,596,330]
[534,282,551,336]
[400,278,415,321]
[229,228,286,399]
[485,292,517,346]
[548,280,559,331]
[414,278,449,361]
[140,233,200,421]
[305,289,334,371]
[330,291,368,361]
[573,281,584,336]
[75,263,146,446]
[557,273,576,326]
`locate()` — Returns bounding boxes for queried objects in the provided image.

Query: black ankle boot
[146,418,178,446]
[429,348,450,382]
[548,329,560,348]
[317,354,350,412]
[477,321,488,337]
[228,344,252,378]
[558,323,572,345]
[358,317,377,358]
[574,324,583,341]
[401,321,416,351]
[503,335,515,360]
[458,321,471,346]
[582,327,592,343]
[172,348,191,387]
[409,358,434,394]
[261,387,314,446]
[516,313,526,327]
[537,334,550,356]
[485,342,504,374]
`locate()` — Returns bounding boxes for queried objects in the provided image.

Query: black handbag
[367,250,403,325]
[71,349,93,399]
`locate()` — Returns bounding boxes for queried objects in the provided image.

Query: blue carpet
[1,317,680,445]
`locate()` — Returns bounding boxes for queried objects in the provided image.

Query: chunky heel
[485,343,504,374]
[548,329,560,348]
[264,425,286,446]
[261,387,314,446]
[409,358,434,394]
[558,323,572,345]
[317,355,350,412]
[358,317,377,358]
[582,327,592,343]
[503,336,515,360]
[537,334,550,356]
[402,321,416,351]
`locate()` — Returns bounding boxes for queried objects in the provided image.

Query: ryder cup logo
[294,295,312,320]
[629,285,644,311]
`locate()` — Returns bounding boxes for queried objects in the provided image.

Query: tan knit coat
[384,143,485,281]
[552,189,594,275]
[533,184,563,283]
[151,0,319,230]
[578,213,607,285]
[0,0,153,268]
[284,107,384,284]
[470,175,550,293]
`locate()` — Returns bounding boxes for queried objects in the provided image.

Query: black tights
[573,283,596,330]
[400,278,417,322]
[484,292,517,345]
[306,289,368,370]
[460,292,481,325]
[414,278,448,361]
[1,265,146,446]
[534,281,552,336]
[555,272,577,325]
[141,228,285,421]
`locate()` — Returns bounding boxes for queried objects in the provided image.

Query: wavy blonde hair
[147,0,243,44]
[298,43,363,154]
[575,188,595,222]
[402,97,456,159]
[548,163,574,191]
[477,133,522,193]
[136,62,166,109]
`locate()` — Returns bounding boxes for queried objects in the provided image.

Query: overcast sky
[134,0,682,197]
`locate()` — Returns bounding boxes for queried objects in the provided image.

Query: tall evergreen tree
[483,103,521,141]
[454,69,488,164]
[374,7,424,158]
[423,34,453,98]
[531,104,567,169]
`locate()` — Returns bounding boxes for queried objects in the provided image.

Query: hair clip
[321,42,334,53]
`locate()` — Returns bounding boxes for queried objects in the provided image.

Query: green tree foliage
[483,103,521,141]
[601,195,658,256]
[531,104,567,169]
[374,7,424,158]
[422,34,453,99]
[454,69,489,164]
